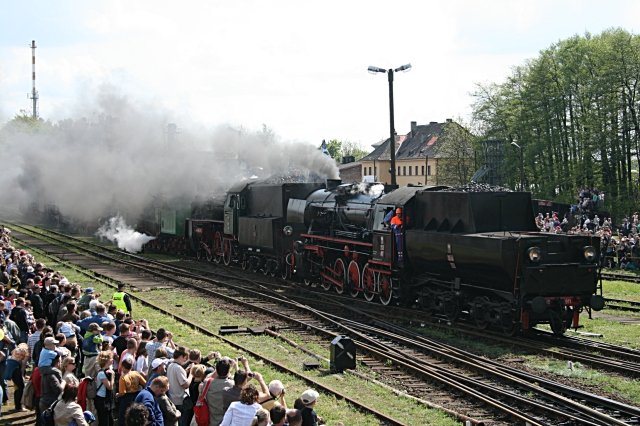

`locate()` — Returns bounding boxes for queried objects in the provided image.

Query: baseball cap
[88,323,103,332]
[44,336,59,346]
[85,288,95,294]
[151,357,168,370]
[268,380,284,397]
[300,389,319,405]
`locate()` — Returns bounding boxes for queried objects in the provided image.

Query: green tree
[340,140,369,160]
[435,121,477,185]
[472,28,640,219]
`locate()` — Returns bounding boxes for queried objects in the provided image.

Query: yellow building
[361,120,453,186]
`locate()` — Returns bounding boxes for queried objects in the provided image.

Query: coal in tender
[443,182,513,193]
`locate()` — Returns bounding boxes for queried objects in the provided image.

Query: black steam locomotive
[143,179,604,335]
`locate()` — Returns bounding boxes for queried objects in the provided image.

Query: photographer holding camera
[221,355,270,413]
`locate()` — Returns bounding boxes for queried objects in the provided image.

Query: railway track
[8,224,640,425]
[604,298,640,313]
[601,271,640,284]
[18,225,640,377]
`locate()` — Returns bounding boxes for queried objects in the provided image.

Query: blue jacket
[76,315,110,333]
[134,388,164,426]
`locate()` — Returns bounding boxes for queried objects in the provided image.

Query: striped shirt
[27,330,41,360]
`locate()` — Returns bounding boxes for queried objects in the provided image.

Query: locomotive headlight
[527,246,542,262]
[583,245,597,262]
[283,225,294,236]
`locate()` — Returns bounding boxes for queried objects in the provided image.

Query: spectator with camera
[146,328,175,367]
[167,345,193,426]
[260,380,287,411]
[203,357,235,426]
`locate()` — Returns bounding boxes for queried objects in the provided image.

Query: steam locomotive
[142,178,604,335]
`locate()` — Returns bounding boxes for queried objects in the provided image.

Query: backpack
[42,399,60,426]
[193,378,213,426]
[21,378,35,410]
[86,372,105,400]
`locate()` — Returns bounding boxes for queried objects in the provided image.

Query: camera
[247,372,255,378]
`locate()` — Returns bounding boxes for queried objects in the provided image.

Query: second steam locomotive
[142,178,604,335]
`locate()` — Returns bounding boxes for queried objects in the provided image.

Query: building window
[415,166,418,175]
[408,166,412,176]
[398,166,401,176]
[403,166,406,176]
[427,165,432,176]
[421,165,425,175]
[369,167,372,175]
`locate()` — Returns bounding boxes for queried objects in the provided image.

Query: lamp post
[368,63,411,186]
[511,141,524,191]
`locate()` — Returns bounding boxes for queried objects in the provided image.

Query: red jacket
[32,367,42,397]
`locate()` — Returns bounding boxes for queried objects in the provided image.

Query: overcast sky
[1,0,638,148]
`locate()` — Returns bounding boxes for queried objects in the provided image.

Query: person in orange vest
[390,208,404,262]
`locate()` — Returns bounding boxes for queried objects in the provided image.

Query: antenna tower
[29,40,39,119]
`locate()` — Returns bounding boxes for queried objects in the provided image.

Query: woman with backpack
[94,351,115,426]
[53,382,89,426]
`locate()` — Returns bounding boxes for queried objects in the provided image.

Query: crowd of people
[0,226,326,426]
[531,187,640,270]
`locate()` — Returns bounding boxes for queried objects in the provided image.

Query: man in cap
[260,379,287,411]
[111,283,133,318]
[38,336,60,368]
[4,289,19,311]
[148,357,169,384]
[300,389,321,426]
[77,287,95,312]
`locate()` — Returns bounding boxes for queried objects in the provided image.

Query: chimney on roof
[446,118,453,123]
[429,121,438,125]
[410,121,417,132]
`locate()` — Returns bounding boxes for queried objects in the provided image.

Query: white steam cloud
[0,86,338,226]
[96,215,155,253]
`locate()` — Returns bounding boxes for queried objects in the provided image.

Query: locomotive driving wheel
[362,265,376,302]
[223,239,232,266]
[347,260,361,298]
[378,274,393,305]
[549,309,567,336]
[213,232,223,264]
[241,255,249,270]
[333,258,346,295]
[470,297,490,329]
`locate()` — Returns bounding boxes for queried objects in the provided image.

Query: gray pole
[388,69,396,186]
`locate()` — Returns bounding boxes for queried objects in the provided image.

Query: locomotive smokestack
[326,179,342,190]
[29,40,39,119]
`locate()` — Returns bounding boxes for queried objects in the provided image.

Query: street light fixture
[510,141,524,191]
[368,63,412,186]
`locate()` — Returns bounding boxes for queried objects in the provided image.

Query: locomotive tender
[144,178,604,335]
